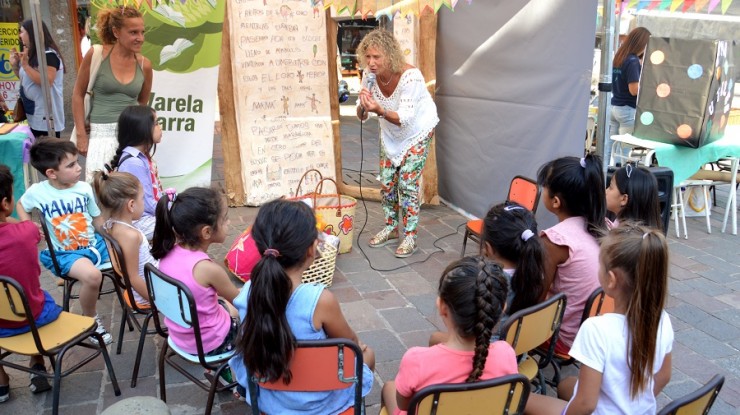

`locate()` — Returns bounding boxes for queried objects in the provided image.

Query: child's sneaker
[0,384,9,403]
[90,315,113,346]
[232,384,246,401]
[204,367,233,387]
[29,363,51,394]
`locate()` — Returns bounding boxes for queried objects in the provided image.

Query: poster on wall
[90,0,225,189]
[228,0,335,206]
[0,22,21,110]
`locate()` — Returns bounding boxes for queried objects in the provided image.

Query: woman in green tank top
[72,5,152,182]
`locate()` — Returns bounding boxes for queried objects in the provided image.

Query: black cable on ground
[354,112,467,272]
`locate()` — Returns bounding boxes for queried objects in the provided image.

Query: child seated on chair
[0,164,62,403]
[150,187,240,357]
[230,199,375,414]
[381,256,518,415]
[16,139,113,345]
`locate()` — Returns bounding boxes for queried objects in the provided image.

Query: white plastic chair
[672,180,712,239]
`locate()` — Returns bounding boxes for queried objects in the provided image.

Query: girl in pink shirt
[150,187,239,356]
[537,154,607,355]
[381,256,518,415]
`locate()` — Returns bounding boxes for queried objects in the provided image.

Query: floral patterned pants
[379,131,433,239]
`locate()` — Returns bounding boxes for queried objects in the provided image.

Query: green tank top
[89,51,145,124]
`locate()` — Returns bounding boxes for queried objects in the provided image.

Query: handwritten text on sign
[230,0,334,205]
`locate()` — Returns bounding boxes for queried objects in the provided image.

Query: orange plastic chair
[246,339,365,414]
[657,374,724,415]
[461,175,541,257]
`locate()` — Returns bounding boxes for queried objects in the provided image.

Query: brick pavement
[2,115,738,413]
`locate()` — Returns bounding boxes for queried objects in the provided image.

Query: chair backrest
[0,276,49,353]
[36,211,63,278]
[144,263,201,345]
[99,228,147,313]
[249,339,364,414]
[657,374,724,415]
[407,373,530,415]
[501,293,567,358]
[507,176,541,214]
[580,287,615,325]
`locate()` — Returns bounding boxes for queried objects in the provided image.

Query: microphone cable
[352,93,465,273]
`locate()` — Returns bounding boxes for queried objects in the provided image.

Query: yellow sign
[0,22,20,104]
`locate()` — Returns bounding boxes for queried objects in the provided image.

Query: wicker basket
[301,242,338,286]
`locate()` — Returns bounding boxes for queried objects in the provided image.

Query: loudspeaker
[606,166,673,234]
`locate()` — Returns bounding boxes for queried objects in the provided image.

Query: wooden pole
[418,13,439,205]
[328,11,381,201]
[218,2,246,206]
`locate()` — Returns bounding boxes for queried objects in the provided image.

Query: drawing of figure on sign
[297,70,304,83]
[307,93,321,114]
[281,96,290,115]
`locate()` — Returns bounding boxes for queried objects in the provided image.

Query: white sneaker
[90,315,113,346]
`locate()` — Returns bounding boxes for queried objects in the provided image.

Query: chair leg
[672,188,682,238]
[702,185,711,234]
[460,229,470,258]
[52,351,64,415]
[63,281,71,312]
[205,364,228,415]
[99,333,122,397]
[158,339,169,402]
[131,313,153,388]
[676,187,688,239]
[117,308,128,355]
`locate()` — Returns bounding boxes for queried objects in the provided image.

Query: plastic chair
[36,211,125,313]
[144,264,237,415]
[247,338,365,415]
[500,292,566,395]
[99,228,158,388]
[547,287,614,386]
[403,373,530,415]
[461,175,541,257]
[0,276,121,415]
[657,374,724,415]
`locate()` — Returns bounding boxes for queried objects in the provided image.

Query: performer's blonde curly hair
[356,29,406,74]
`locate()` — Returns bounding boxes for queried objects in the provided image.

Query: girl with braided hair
[381,256,517,415]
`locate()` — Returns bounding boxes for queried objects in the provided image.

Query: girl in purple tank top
[151,187,239,357]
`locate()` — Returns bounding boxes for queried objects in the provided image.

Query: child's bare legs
[67,258,102,317]
[557,376,578,400]
[381,380,398,414]
[0,354,45,384]
[524,393,568,415]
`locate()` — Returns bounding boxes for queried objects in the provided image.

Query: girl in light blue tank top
[230,200,374,415]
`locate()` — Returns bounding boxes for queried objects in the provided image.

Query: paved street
[2,111,738,413]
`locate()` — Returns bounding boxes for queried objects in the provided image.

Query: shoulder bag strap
[87,44,104,94]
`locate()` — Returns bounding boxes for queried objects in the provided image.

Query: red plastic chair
[461,175,541,257]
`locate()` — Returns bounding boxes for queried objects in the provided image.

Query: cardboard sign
[634,37,734,148]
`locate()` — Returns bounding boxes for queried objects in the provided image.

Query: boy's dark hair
[0,164,12,203]
[237,199,317,384]
[29,138,78,176]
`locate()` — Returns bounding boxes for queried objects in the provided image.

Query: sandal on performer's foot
[369,227,399,248]
[395,236,417,258]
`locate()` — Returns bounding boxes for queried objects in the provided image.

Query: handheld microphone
[361,73,376,117]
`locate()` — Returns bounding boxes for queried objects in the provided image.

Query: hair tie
[263,248,280,258]
[104,163,113,173]
[164,187,177,211]
[521,229,534,242]
[579,157,587,168]
[100,170,109,180]
[642,232,649,240]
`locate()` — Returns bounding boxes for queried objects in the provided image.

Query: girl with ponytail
[525,222,673,414]
[381,256,516,415]
[229,199,375,414]
[537,154,606,355]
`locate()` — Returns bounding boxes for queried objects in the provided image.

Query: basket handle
[294,169,324,197]
[312,177,343,217]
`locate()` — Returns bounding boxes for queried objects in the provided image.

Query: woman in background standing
[10,20,65,138]
[72,5,152,181]
[606,27,651,166]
